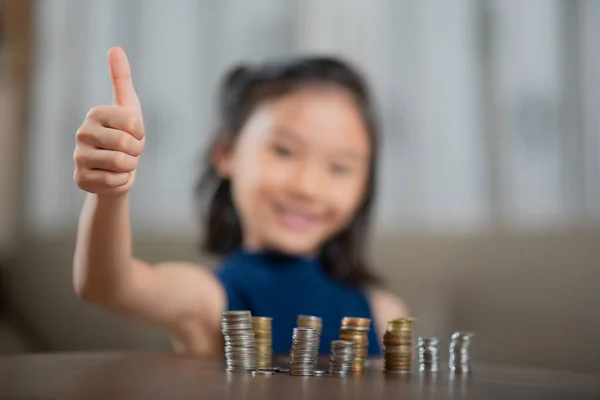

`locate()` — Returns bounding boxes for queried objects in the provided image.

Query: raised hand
[73,46,144,196]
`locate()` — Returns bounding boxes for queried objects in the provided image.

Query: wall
[22,0,600,239]
[0,0,32,256]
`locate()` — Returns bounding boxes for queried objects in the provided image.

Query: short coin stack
[328,340,355,375]
[221,311,257,371]
[297,315,322,367]
[339,317,370,373]
[449,331,474,373]
[383,318,414,374]
[251,317,272,369]
[288,327,320,376]
[297,315,323,334]
[417,337,440,372]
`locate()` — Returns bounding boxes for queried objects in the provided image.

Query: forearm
[73,193,139,303]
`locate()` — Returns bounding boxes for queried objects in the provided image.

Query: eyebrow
[331,151,366,163]
[271,127,308,147]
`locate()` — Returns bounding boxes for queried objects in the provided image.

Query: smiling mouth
[272,203,321,232]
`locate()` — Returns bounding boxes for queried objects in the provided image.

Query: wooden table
[1,352,599,399]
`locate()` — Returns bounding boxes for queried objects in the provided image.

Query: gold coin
[341,317,371,327]
[252,316,272,322]
[383,338,411,345]
[340,335,368,341]
[340,325,370,331]
[254,333,272,338]
[388,317,416,324]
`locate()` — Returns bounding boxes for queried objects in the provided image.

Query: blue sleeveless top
[215,249,381,355]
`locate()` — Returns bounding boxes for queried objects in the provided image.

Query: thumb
[108,46,141,113]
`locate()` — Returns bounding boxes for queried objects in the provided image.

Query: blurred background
[1,0,599,373]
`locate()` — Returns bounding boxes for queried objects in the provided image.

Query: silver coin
[221,310,258,372]
[417,337,440,372]
[288,327,320,376]
[251,370,275,376]
[328,339,355,374]
[447,331,474,373]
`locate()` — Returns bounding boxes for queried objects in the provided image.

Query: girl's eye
[272,144,293,158]
[331,164,351,175]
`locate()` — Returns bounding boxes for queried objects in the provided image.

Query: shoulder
[366,287,410,336]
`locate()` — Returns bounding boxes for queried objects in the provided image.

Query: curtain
[24,0,600,238]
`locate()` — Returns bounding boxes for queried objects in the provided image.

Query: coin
[341,317,371,327]
[383,317,415,374]
[338,318,370,373]
[251,370,275,376]
[449,331,474,373]
[296,315,322,368]
[251,316,273,369]
[328,340,355,375]
[289,327,320,376]
[222,311,257,371]
[416,336,440,372]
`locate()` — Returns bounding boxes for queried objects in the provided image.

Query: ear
[211,137,235,178]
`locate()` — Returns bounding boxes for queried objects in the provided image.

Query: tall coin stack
[221,311,257,371]
[449,331,474,373]
[297,315,322,367]
[251,317,272,369]
[288,327,320,376]
[383,318,415,374]
[328,340,355,375]
[417,337,440,372]
[339,317,370,373]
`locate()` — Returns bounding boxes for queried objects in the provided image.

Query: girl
[73,46,408,357]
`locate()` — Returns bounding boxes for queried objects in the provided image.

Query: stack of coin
[383,317,414,374]
[297,315,322,332]
[288,327,320,376]
[449,331,474,373]
[297,315,322,366]
[221,311,257,372]
[251,317,272,369]
[328,340,355,375]
[417,337,440,372]
[339,317,370,373]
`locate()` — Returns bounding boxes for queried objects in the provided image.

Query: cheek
[234,149,287,205]
[327,178,367,223]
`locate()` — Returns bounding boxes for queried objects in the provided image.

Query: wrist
[93,192,130,207]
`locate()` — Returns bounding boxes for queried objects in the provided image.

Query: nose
[288,161,323,200]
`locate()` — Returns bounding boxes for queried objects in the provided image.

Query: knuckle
[73,169,81,184]
[117,132,129,152]
[86,106,102,121]
[73,168,87,186]
[113,152,130,171]
[131,140,143,157]
[75,125,92,142]
[100,173,113,186]
[73,149,86,166]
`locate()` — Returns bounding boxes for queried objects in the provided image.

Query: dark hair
[196,56,380,288]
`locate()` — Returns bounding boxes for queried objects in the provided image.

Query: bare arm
[368,288,410,344]
[73,194,225,355]
[72,47,225,356]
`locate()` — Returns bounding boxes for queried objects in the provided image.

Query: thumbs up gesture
[73,47,145,196]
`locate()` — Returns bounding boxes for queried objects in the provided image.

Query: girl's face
[220,86,371,255]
